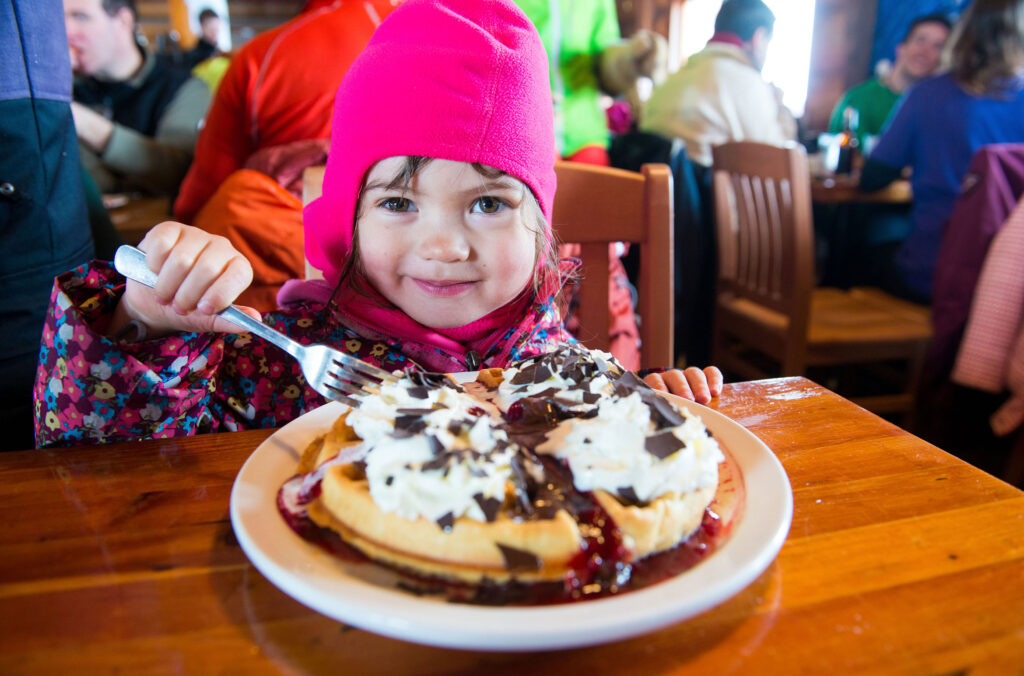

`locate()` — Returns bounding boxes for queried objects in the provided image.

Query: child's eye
[472,196,506,214]
[380,197,414,212]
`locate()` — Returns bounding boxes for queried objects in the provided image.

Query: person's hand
[114,222,258,338]
[643,366,723,404]
[70,101,114,153]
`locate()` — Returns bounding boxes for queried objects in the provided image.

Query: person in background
[515,1,666,370]
[640,0,796,168]
[33,0,721,448]
[65,0,210,197]
[514,0,666,165]
[2,0,95,450]
[171,0,396,311]
[185,7,221,68]
[860,0,1024,304]
[829,13,952,148]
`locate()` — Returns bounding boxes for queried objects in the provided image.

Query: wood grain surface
[1,377,1021,674]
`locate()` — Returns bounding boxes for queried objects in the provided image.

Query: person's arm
[174,53,256,222]
[859,156,903,192]
[100,78,210,196]
[858,88,917,191]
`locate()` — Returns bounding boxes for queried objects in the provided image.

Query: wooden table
[811,176,913,205]
[2,378,1022,673]
[105,195,171,246]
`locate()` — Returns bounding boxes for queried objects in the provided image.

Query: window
[675,0,816,117]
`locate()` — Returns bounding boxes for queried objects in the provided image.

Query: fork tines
[332,353,398,384]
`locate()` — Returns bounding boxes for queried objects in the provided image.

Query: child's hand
[116,222,258,338]
[643,366,723,404]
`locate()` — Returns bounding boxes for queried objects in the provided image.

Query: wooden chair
[551,161,673,370]
[710,141,932,418]
[301,162,674,370]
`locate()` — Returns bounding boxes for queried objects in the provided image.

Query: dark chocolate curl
[436,512,455,532]
[496,543,542,572]
[645,430,686,459]
[473,493,502,522]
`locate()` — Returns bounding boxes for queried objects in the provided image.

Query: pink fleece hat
[303,0,557,285]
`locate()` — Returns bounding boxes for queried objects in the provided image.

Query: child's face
[357,157,538,329]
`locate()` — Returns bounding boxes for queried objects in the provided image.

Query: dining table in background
[104,194,172,247]
[1,377,1022,673]
[811,175,913,205]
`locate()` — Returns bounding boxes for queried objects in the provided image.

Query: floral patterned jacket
[34,262,574,447]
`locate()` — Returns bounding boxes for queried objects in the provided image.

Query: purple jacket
[33,262,574,447]
[929,144,1024,376]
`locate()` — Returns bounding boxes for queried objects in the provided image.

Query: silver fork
[113,245,398,407]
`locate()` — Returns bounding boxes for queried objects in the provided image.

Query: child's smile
[357,158,538,329]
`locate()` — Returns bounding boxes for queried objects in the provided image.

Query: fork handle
[112,245,301,357]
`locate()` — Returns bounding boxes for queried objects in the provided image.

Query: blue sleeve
[868,89,917,169]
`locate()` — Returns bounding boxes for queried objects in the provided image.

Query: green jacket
[515,0,621,157]
[828,77,901,148]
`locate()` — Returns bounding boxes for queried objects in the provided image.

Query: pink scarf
[278,266,564,372]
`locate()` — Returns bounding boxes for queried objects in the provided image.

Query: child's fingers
[683,366,713,404]
[210,305,262,334]
[661,369,697,401]
[643,372,668,392]
[193,253,255,314]
[703,366,724,397]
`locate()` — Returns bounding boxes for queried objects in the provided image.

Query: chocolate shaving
[407,386,430,399]
[532,364,552,384]
[510,364,536,385]
[426,435,444,456]
[436,512,455,532]
[473,493,501,522]
[581,392,601,404]
[496,543,541,572]
[397,407,437,416]
[385,475,394,486]
[421,455,448,471]
[645,392,686,429]
[394,415,427,436]
[617,485,640,504]
[645,430,685,459]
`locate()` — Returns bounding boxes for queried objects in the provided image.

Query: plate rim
[229,389,793,651]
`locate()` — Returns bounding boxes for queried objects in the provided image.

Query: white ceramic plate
[230,388,792,652]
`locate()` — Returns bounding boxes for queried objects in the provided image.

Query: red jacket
[173,1,395,223]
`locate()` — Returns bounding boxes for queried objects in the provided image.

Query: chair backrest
[301,161,675,369]
[551,161,673,369]
[711,141,815,342]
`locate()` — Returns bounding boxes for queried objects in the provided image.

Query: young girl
[33,0,721,447]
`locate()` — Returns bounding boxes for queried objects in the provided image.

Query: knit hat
[303,0,557,286]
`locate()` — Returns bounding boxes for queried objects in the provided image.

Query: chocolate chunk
[473,493,501,522]
[617,485,640,504]
[645,393,686,428]
[511,364,537,385]
[421,455,448,471]
[645,430,685,459]
[397,407,437,416]
[426,435,445,456]
[394,415,427,436]
[581,392,601,404]
[407,386,430,399]
[532,364,552,384]
[436,512,455,532]
[385,475,394,486]
[496,543,542,572]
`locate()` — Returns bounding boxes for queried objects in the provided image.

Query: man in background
[185,7,221,68]
[65,0,209,196]
[829,14,951,147]
[640,0,796,168]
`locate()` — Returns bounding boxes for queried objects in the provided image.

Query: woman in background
[860,0,1024,304]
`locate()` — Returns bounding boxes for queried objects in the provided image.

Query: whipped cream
[535,391,724,503]
[346,375,510,525]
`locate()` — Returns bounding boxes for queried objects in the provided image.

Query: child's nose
[417,221,470,262]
